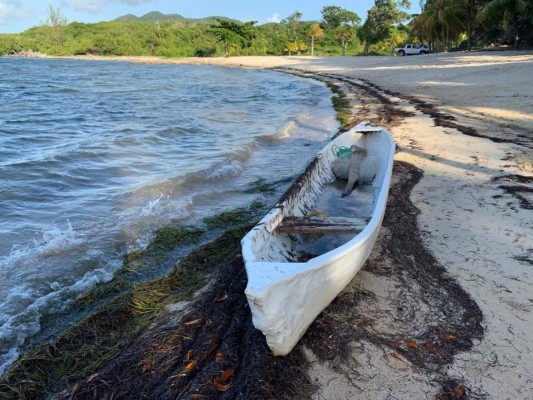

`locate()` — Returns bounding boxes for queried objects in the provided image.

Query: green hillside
[0,11,372,57]
[114,11,239,25]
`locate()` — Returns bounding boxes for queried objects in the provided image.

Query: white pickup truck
[394,44,429,56]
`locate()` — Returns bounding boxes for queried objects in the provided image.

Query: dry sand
[77,52,532,398]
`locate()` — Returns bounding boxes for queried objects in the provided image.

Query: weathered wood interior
[276,216,368,234]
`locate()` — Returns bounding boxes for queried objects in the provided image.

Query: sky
[0,0,420,34]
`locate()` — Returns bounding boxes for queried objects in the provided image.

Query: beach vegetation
[359,0,411,56]
[44,4,68,28]
[41,4,68,46]
[411,0,533,51]
[0,8,367,57]
[321,6,361,56]
[477,0,529,49]
[460,0,481,51]
[309,23,324,56]
[208,19,257,56]
[285,40,308,55]
[337,25,358,56]
[0,35,23,54]
[283,11,304,42]
[1,2,530,57]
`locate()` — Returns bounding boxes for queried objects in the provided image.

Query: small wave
[140,194,164,217]
[57,88,79,94]
[267,106,336,142]
[205,160,243,180]
[199,142,257,181]
[224,142,257,163]
[0,348,19,377]
[1,221,83,271]
[0,266,114,377]
[269,109,315,141]
[274,120,298,140]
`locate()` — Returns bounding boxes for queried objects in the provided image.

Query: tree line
[0,1,531,57]
[411,0,533,51]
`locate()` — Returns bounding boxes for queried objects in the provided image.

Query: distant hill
[114,11,240,24]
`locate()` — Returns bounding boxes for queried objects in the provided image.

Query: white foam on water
[1,221,83,271]
[140,193,164,217]
[0,222,119,377]
[0,265,116,377]
[0,348,19,377]
[293,108,337,141]
[114,196,195,251]
[270,101,337,142]
[274,120,298,140]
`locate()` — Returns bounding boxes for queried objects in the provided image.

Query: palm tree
[410,10,439,48]
[461,0,480,51]
[308,23,324,56]
[477,0,528,49]
[438,0,465,51]
[413,0,465,51]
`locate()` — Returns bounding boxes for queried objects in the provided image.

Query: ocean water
[0,58,338,374]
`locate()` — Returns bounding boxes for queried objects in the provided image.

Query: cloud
[66,0,104,13]
[65,0,156,14]
[66,0,157,13]
[119,0,156,5]
[266,13,281,23]
[0,0,35,23]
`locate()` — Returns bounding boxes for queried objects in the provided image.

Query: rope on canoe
[331,145,351,157]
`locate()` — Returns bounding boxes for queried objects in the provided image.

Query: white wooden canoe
[241,122,395,356]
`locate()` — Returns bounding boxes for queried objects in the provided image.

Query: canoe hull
[241,122,395,355]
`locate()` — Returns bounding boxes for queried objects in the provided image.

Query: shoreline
[2,54,532,399]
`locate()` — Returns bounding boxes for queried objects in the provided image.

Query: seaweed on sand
[201,202,269,231]
[300,162,484,397]
[492,174,533,210]
[0,227,250,399]
[245,177,293,194]
[33,161,484,400]
[325,81,352,129]
[0,222,315,399]
[203,209,257,229]
[56,227,315,400]
[71,225,205,310]
[6,161,484,400]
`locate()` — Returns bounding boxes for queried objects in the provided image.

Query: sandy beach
[161,52,533,398]
[4,52,531,399]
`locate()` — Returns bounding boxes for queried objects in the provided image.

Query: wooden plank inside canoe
[354,126,382,133]
[277,216,367,234]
